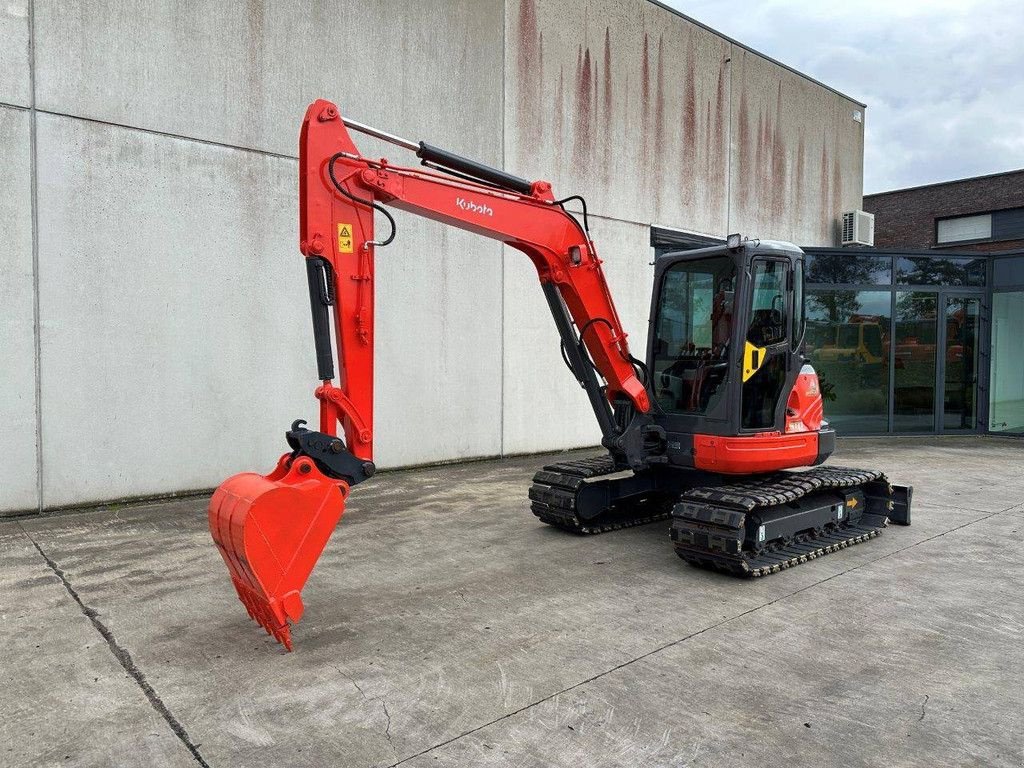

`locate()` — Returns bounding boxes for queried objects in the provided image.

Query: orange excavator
[209,99,911,650]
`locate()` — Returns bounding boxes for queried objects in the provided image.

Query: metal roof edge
[646,0,868,108]
[864,168,1024,198]
[800,246,1024,258]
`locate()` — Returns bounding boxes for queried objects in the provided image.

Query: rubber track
[528,456,671,534]
[671,465,894,577]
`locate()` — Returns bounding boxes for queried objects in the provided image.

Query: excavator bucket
[208,453,349,650]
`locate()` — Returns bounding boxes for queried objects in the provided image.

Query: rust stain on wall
[714,63,727,148]
[641,33,650,166]
[770,81,787,220]
[754,110,765,208]
[795,132,806,211]
[820,139,831,221]
[573,44,595,173]
[681,38,697,206]
[737,87,751,210]
[704,100,712,176]
[711,59,728,217]
[538,30,545,98]
[654,35,665,152]
[653,34,665,211]
[832,151,842,221]
[602,27,613,189]
[593,51,599,157]
[503,5,852,239]
[603,27,613,119]
[516,0,542,165]
[554,64,565,159]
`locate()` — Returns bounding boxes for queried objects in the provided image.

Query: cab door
[741,257,795,431]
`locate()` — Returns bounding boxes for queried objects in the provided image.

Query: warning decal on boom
[337,223,353,253]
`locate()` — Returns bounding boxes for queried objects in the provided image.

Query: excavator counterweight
[208,99,911,650]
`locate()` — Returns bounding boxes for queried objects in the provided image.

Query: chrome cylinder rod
[342,117,419,152]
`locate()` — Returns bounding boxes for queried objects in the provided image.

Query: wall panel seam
[500,0,507,457]
[26,107,300,161]
[28,0,42,514]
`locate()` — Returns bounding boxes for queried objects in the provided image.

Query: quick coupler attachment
[285,420,375,487]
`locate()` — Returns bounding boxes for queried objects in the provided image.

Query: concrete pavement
[2,437,1023,767]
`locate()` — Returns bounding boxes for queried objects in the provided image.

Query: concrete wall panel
[728,47,865,246]
[33,0,504,164]
[0,106,38,513]
[0,0,30,106]
[502,216,653,455]
[35,115,502,508]
[506,0,731,234]
[35,115,307,507]
[372,219,504,468]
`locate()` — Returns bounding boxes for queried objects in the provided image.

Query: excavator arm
[209,99,650,648]
[302,98,648,452]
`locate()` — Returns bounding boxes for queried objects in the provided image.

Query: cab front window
[652,256,737,414]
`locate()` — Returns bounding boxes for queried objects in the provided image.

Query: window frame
[935,213,993,246]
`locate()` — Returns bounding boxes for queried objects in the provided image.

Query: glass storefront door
[891,291,986,433]
[894,291,938,432]
[989,291,1024,433]
[940,295,982,431]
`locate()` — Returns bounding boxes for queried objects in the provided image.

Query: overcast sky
[667,0,1024,193]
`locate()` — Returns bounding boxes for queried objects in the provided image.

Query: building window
[992,207,1024,241]
[805,289,890,434]
[895,256,986,287]
[936,214,992,244]
[805,253,891,285]
[994,255,1024,288]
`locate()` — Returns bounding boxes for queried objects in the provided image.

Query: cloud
[665,0,1024,192]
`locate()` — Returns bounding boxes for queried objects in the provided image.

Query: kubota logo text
[456,197,493,216]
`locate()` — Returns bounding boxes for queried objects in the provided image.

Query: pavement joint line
[19,525,212,768]
[384,505,1012,767]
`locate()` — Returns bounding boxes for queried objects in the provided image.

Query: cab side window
[747,259,788,346]
[742,259,790,429]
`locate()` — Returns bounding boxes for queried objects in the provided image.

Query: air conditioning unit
[841,210,875,247]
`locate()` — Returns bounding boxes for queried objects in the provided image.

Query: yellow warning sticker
[742,340,767,382]
[337,223,353,253]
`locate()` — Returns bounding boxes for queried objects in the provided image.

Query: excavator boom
[210,99,649,648]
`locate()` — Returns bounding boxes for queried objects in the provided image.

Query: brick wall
[863,169,1024,251]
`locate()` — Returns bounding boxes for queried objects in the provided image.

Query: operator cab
[646,239,821,468]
